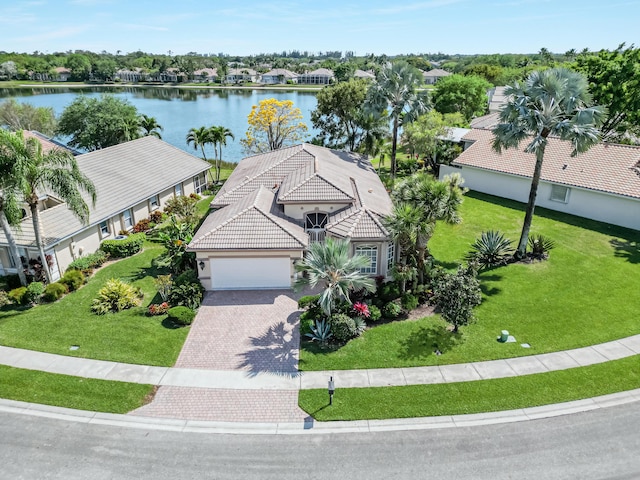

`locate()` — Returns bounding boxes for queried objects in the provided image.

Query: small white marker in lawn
[69,345,79,351]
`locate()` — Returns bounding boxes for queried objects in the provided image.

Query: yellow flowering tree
[240,98,308,153]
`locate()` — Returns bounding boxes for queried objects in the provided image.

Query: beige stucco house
[423,68,451,85]
[0,136,211,280]
[189,144,395,290]
[298,68,335,85]
[439,128,640,231]
[260,68,299,84]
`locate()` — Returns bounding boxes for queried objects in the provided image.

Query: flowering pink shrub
[353,302,370,318]
[148,302,170,316]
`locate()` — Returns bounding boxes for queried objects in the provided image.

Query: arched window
[305,212,328,243]
[355,245,378,274]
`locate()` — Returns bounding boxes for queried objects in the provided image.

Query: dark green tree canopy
[431,74,491,122]
[574,45,640,143]
[311,79,371,151]
[57,95,141,151]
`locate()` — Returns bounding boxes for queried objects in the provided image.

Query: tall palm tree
[365,61,430,178]
[138,114,163,139]
[186,126,214,184]
[209,126,234,183]
[14,131,97,283]
[390,172,465,283]
[492,68,605,258]
[294,237,375,317]
[0,130,28,286]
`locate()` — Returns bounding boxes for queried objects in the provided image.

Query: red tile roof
[22,130,64,154]
[454,129,640,199]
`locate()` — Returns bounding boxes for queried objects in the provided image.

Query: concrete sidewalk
[1,334,639,390]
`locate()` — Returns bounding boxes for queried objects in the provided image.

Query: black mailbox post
[328,376,335,405]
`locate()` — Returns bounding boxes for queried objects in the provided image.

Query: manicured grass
[0,243,189,366]
[300,192,640,370]
[299,355,640,421]
[0,365,152,413]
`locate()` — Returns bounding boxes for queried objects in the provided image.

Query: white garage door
[210,257,291,290]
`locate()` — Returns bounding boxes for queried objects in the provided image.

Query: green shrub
[60,269,85,292]
[528,234,555,260]
[401,293,419,311]
[466,230,514,269]
[66,250,109,274]
[168,282,204,310]
[8,287,27,305]
[0,290,9,307]
[383,301,403,319]
[100,233,145,258]
[91,278,143,315]
[43,282,68,302]
[173,268,199,286]
[25,282,45,305]
[368,304,382,322]
[298,294,320,310]
[300,309,320,336]
[167,306,196,326]
[379,281,401,302]
[330,313,358,343]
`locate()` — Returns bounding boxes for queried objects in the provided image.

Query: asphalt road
[2,404,640,480]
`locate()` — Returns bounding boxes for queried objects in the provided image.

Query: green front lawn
[300,192,640,371]
[299,355,640,421]
[0,365,153,413]
[0,243,189,366]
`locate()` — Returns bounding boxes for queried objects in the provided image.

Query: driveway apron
[132,290,308,422]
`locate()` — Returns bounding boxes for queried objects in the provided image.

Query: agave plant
[353,316,367,336]
[305,319,333,345]
[466,230,514,269]
[528,234,555,260]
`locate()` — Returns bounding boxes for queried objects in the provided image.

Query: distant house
[488,86,508,113]
[225,68,258,83]
[53,67,71,82]
[0,136,211,279]
[260,68,298,84]
[115,68,144,83]
[423,68,451,85]
[439,128,640,230]
[298,68,335,85]
[193,68,218,83]
[354,69,375,81]
[189,144,395,290]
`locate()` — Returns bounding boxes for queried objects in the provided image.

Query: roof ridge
[190,201,258,243]
[278,164,314,199]
[252,207,306,248]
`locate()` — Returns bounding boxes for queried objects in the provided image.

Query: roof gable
[326,207,389,240]
[278,163,354,203]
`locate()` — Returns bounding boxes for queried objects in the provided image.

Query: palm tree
[294,237,375,317]
[138,114,163,139]
[365,61,430,178]
[390,172,465,283]
[209,126,234,183]
[0,130,28,286]
[13,131,97,283]
[186,126,214,184]
[492,68,605,258]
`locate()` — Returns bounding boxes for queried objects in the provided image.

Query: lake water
[0,86,319,163]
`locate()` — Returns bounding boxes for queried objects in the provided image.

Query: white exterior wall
[441,165,640,231]
[158,187,175,207]
[284,203,351,220]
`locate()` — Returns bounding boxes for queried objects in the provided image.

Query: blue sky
[2,0,639,56]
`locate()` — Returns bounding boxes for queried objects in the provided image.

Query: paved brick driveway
[132,290,309,422]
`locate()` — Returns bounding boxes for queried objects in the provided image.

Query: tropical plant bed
[0,364,153,413]
[299,354,640,421]
[0,243,189,366]
[299,192,640,371]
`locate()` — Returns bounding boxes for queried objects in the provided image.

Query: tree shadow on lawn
[397,324,463,361]
[610,238,640,264]
[478,273,502,298]
[236,311,302,379]
[126,261,171,283]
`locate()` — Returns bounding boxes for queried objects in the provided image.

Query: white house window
[387,243,395,271]
[99,221,110,238]
[122,209,134,230]
[305,212,328,243]
[356,245,378,274]
[175,183,183,196]
[193,174,205,194]
[550,184,570,203]
[149,195,160,210]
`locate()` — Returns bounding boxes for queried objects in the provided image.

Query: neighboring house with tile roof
[225,68,259,84]
[353,69,375,80]
[298,68,335,85]
[260,68,298,84]
[439,128,640,230]
[189,144,395,290]
[423,68,451,85]
[488,86,508,113]
[193,68,218,83]
[0,136,211,279]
